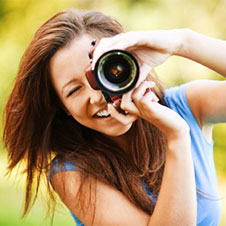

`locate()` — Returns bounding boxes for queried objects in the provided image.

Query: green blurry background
[0,0,226,225]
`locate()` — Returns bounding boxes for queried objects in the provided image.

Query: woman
[3,9,226,226]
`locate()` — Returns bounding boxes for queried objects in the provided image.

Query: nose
[89,88,104,104]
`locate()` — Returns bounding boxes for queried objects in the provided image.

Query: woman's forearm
[148,134,196,226]
[177,29,226,77]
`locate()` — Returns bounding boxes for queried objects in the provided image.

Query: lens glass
[103,56,131,84]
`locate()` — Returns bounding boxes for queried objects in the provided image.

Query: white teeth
[96,110,110,117]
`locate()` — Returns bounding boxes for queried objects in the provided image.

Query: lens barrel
[93,50,139,95]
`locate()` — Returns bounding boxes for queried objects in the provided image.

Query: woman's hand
[108,79,189,141]
[94,29,190,138]
[92,29,186,75]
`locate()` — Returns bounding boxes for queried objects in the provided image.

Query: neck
[103,128,133,152]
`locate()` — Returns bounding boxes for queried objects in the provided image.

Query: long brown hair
[3,9,166,220]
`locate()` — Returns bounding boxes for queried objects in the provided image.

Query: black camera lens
[104,56,131,84]
[93,50,139,95]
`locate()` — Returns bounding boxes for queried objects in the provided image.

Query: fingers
[92,34,124,69]
[92,32,140,70]
[119,80,158,117]
[136,62,152,87]
[120,89,139,115]
[132,81,158,103]
[91,30,175,70]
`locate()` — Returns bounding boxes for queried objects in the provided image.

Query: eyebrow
[61,78,78,95]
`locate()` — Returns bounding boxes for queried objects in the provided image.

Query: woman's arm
[177,29,226,77]
[177,30,226,125]
[149,133,196,226]
[93,29,226,125]
[109,80,197,225]
[93,28,226,78]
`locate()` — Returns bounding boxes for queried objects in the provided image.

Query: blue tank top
[50,83,221,226]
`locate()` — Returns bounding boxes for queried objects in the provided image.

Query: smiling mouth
[93,109,111,118]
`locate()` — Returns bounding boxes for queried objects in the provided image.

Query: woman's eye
[67,86,81,97]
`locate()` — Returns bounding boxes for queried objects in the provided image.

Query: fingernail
[144,81,155,86]
[144,88,151,95]
[149,81,155,87]
[91,63,95,70]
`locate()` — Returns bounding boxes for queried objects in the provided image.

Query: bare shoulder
[51,171,150,226]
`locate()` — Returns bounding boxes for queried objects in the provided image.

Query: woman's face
[50,34,133,136]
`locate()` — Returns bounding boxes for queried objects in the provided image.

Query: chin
[101,123,133,137]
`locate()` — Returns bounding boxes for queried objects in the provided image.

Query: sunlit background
[0,0,226,225]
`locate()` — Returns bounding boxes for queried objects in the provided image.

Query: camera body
[85,40,139,109]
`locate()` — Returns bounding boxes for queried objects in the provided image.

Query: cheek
[65,101,89,123]
[67,106,83,119]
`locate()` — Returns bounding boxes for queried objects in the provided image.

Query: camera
[85,40,139,111]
